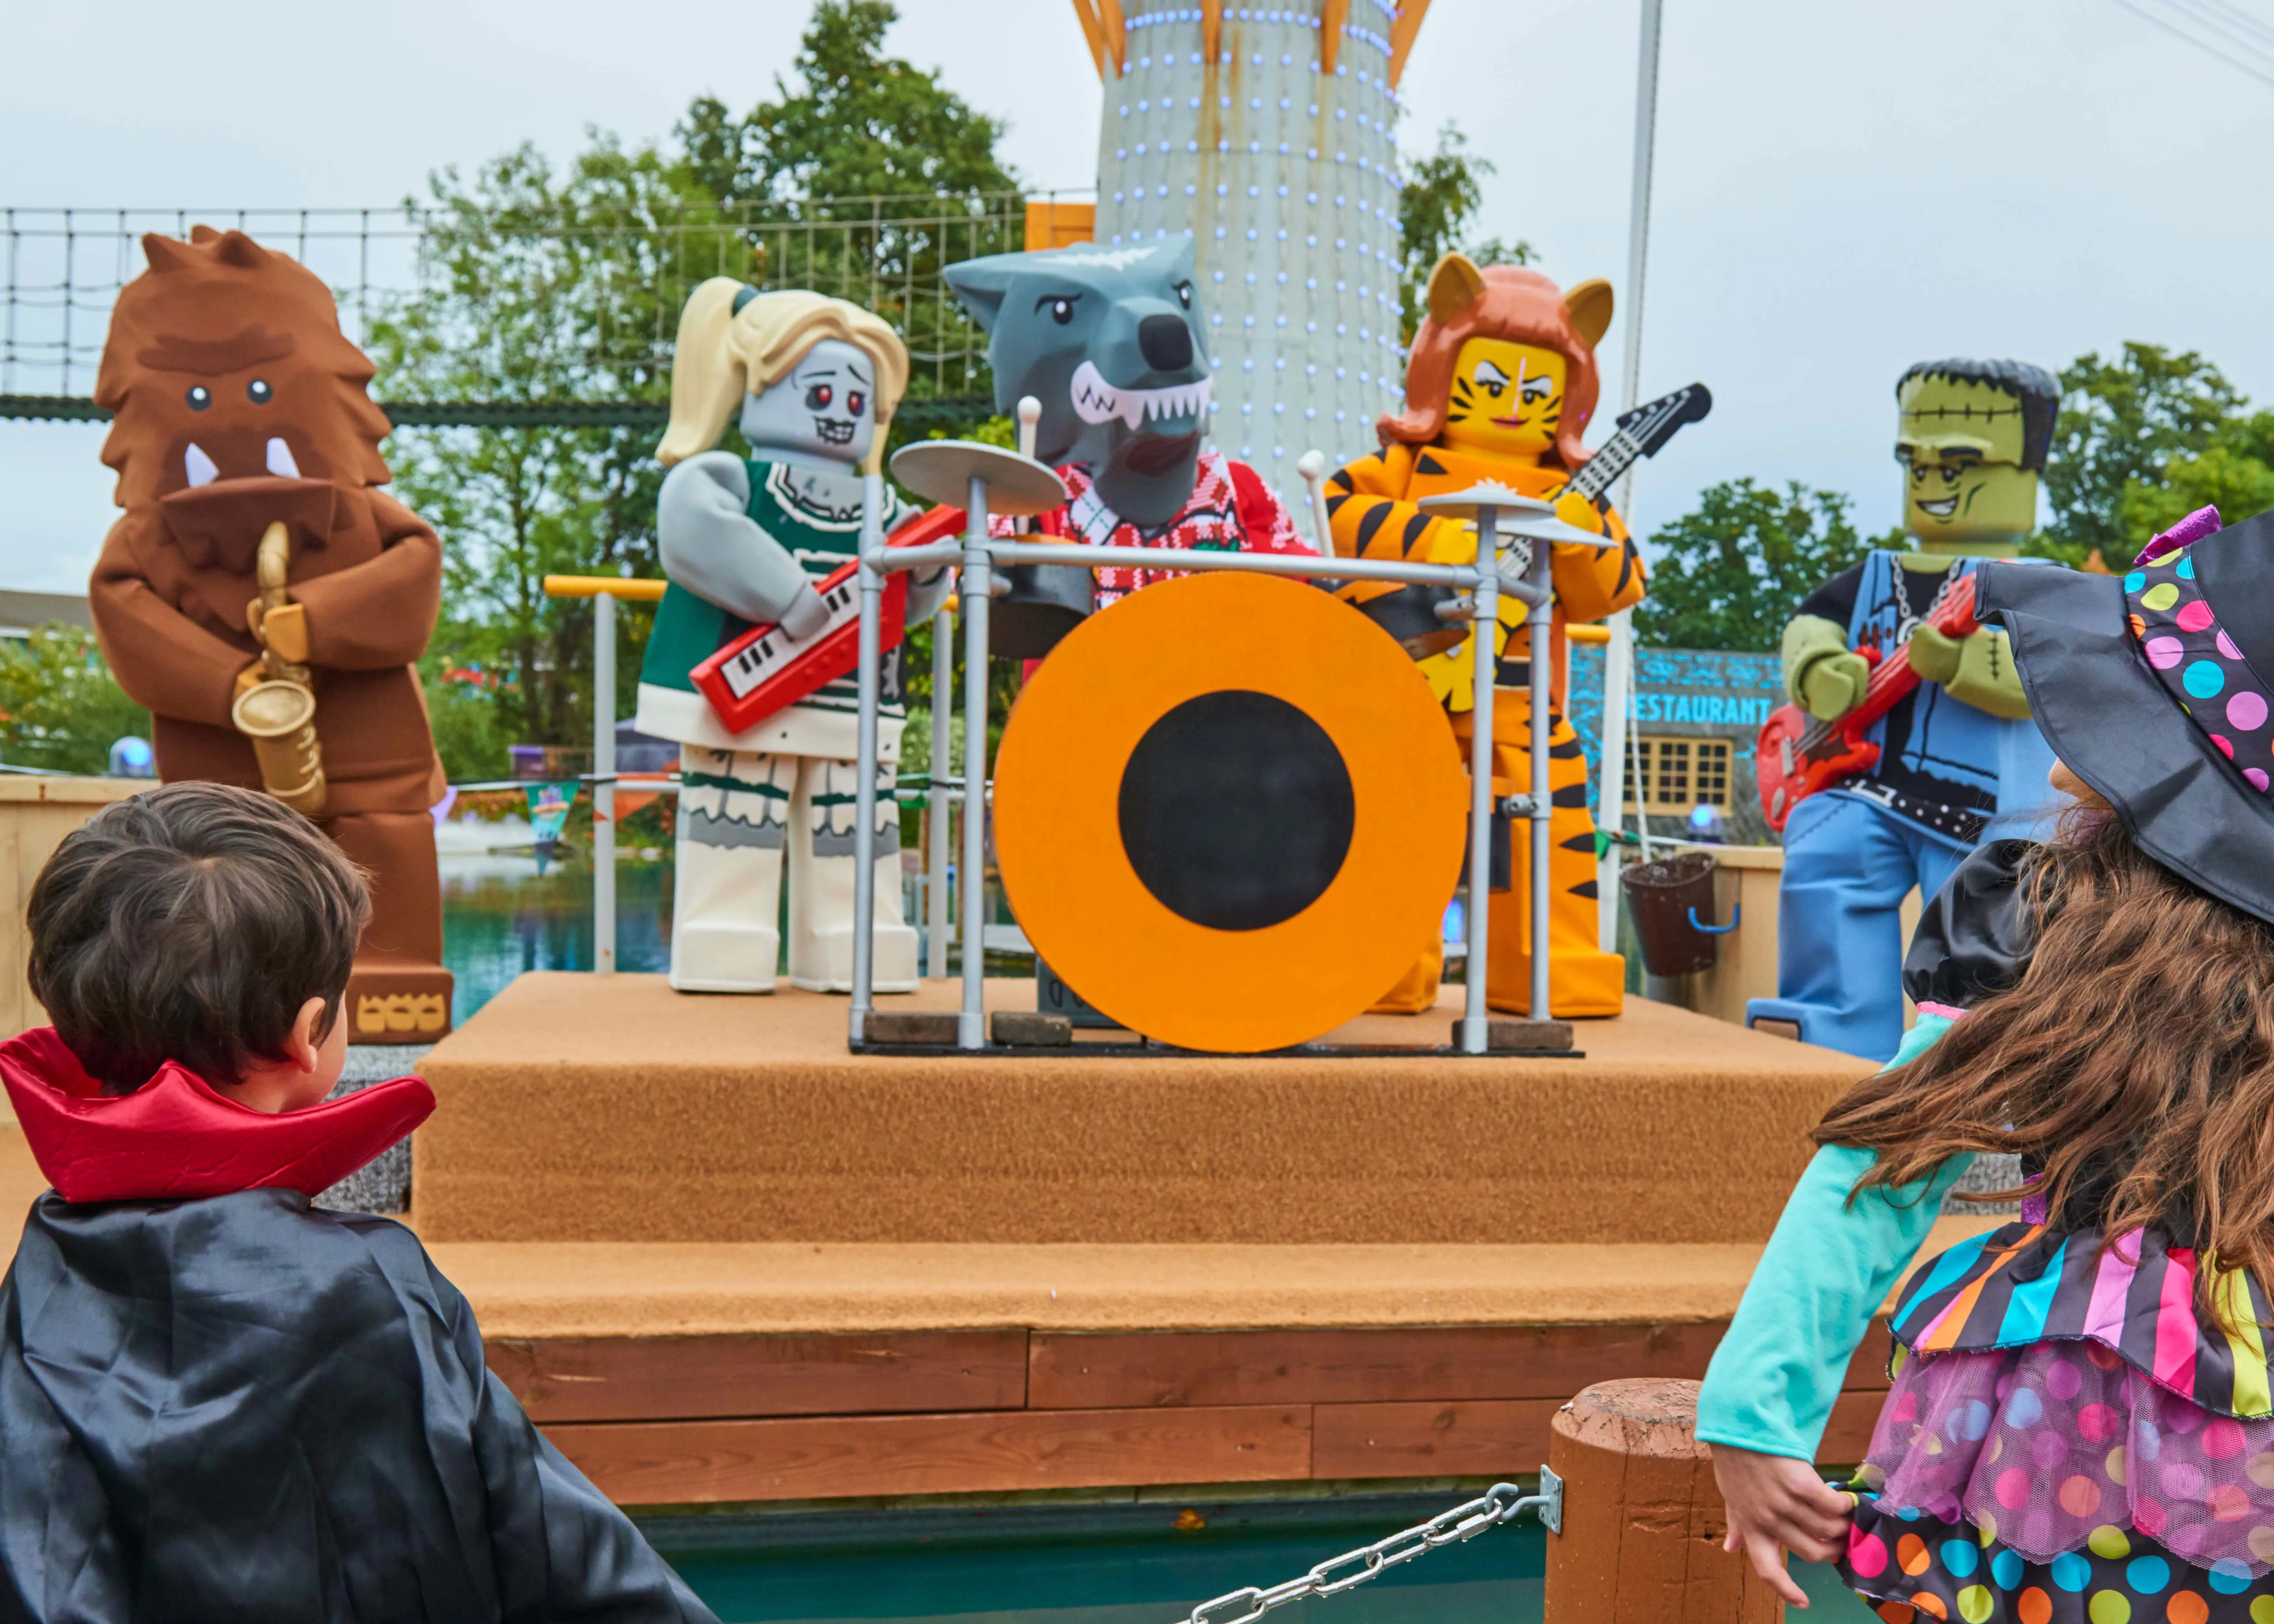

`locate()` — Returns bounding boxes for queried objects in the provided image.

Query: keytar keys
[689,506,960,734]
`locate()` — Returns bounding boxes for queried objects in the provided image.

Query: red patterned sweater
[992,449,1312,608]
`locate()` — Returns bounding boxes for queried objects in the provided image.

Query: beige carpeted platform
[0,1051,1996,1345]
[411,973,1873,1247]
[430,1215,1997,1341]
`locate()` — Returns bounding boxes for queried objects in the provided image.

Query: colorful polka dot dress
[1837,1231,2274,1620]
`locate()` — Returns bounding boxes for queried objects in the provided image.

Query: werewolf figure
[90,227,451,1042]
[943,238,1309,613]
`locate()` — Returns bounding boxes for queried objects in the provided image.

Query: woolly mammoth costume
[88,227,451,1041]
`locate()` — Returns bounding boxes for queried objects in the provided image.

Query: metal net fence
[0,192,1086,417]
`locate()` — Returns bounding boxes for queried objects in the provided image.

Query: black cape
[0,1188,718,1623]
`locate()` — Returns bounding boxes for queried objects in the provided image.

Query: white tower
[1072,0,1432,516]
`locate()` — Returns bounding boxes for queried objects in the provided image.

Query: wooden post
[1544,1378,1784,1624]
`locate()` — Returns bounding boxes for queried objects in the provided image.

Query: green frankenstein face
[1894,372,2040,549]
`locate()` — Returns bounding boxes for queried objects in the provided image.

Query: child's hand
[1708,1442,1855,1609]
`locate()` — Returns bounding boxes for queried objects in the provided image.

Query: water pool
[439,853,674,1024]
[643,1494,1874,1623]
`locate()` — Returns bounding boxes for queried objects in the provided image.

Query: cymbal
[889,440,1067,517]
[1416,482,1615,549]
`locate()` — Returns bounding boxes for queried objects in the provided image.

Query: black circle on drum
[1115,689,1355,932]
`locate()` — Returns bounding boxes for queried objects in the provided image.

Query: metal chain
[1177,1470,1562,1624]
[1890,556,1963,645]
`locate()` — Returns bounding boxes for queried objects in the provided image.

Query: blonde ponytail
[657,281,911,474]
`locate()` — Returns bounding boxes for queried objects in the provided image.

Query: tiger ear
[1564,279,1614,350]
[1425,253,1486,326]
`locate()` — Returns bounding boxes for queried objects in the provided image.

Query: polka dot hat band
[2124,508,2273,794]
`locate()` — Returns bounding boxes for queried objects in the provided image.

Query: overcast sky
[3,0,2271,593]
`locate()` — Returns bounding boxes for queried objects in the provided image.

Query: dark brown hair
[1816,811,2274,1324]
[26,782,368,1093]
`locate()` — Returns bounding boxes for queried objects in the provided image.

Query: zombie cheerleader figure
[636,283,945,994]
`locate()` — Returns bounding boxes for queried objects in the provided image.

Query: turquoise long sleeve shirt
[1694,1014,1973,1461]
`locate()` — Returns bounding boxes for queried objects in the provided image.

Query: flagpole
[1598,0,1664,952]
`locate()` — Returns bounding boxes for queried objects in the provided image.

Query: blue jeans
[1746,792,1970,1063]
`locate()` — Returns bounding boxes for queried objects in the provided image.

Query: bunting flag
[526,781,579,873]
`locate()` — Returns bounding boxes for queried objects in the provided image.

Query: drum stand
[860,445,1605,1057]
[1416,486,1621,1046]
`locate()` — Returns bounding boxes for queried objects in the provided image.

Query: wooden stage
[1,974,1991,1508]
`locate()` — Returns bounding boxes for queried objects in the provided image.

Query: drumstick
[1015,396,1042,536]
[1296,450,1334,555]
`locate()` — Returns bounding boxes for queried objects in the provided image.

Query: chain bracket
[1531,1465,1564,1534]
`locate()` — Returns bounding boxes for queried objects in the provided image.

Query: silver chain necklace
[1892,557,1964,645]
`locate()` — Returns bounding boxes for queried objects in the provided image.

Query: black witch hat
[1977,505,2274,925]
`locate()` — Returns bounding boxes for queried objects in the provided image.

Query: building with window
[1565,646,1785,842]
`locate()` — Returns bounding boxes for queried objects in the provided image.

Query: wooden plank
[1845,1322,1895,1390]
[1068,0,1105,77]
[1819,1390,1886,1469]
[544,1404,1313,1505]
[1311,1399,1564,1480]
[1030,1322,1728,1409]
[1384,0,1431,86]
[486,1330,1027,1424]
[1317,0,1346,74]
[1095,0,1126,74]
[1316,1381,1897,1482]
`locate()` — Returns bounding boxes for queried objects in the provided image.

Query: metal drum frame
[852,443,1606,1057]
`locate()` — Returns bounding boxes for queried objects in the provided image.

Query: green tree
[367,137,741,762]
[678,0,1020,414]
[2119,409,2274,545]
[1633,479,1868,653]
[0,625,150,774]
[1396,122,1535,342]
[681,0,1016,205]
[2039,343,2239,565]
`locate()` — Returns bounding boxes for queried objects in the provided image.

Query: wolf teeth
[1069,360,1212,431]
[185,442,218,489]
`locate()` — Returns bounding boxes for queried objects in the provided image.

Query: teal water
[646,1497,1874,1624]
[437,856,993,1023]
[439,856,674,1025]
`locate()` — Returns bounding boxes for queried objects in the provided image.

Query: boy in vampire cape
[0,783,717,1622]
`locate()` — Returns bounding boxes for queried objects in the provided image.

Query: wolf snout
[1139,314,1194,372]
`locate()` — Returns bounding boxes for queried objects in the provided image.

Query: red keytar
[691,506,964,735]
[1754,571,1980,831]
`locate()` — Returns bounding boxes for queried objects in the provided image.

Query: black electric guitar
[1357,382,1714,657]
[1561,382,1713,506]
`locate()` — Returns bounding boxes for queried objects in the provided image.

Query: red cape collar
[0,1027,435,1205]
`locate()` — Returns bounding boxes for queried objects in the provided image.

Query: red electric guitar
[1754,571,1980,831]
[690,505,964,734]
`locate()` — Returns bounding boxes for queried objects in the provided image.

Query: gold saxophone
[230,520,328,817]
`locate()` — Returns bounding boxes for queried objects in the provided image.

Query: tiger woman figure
[1324,254,1646,1018]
